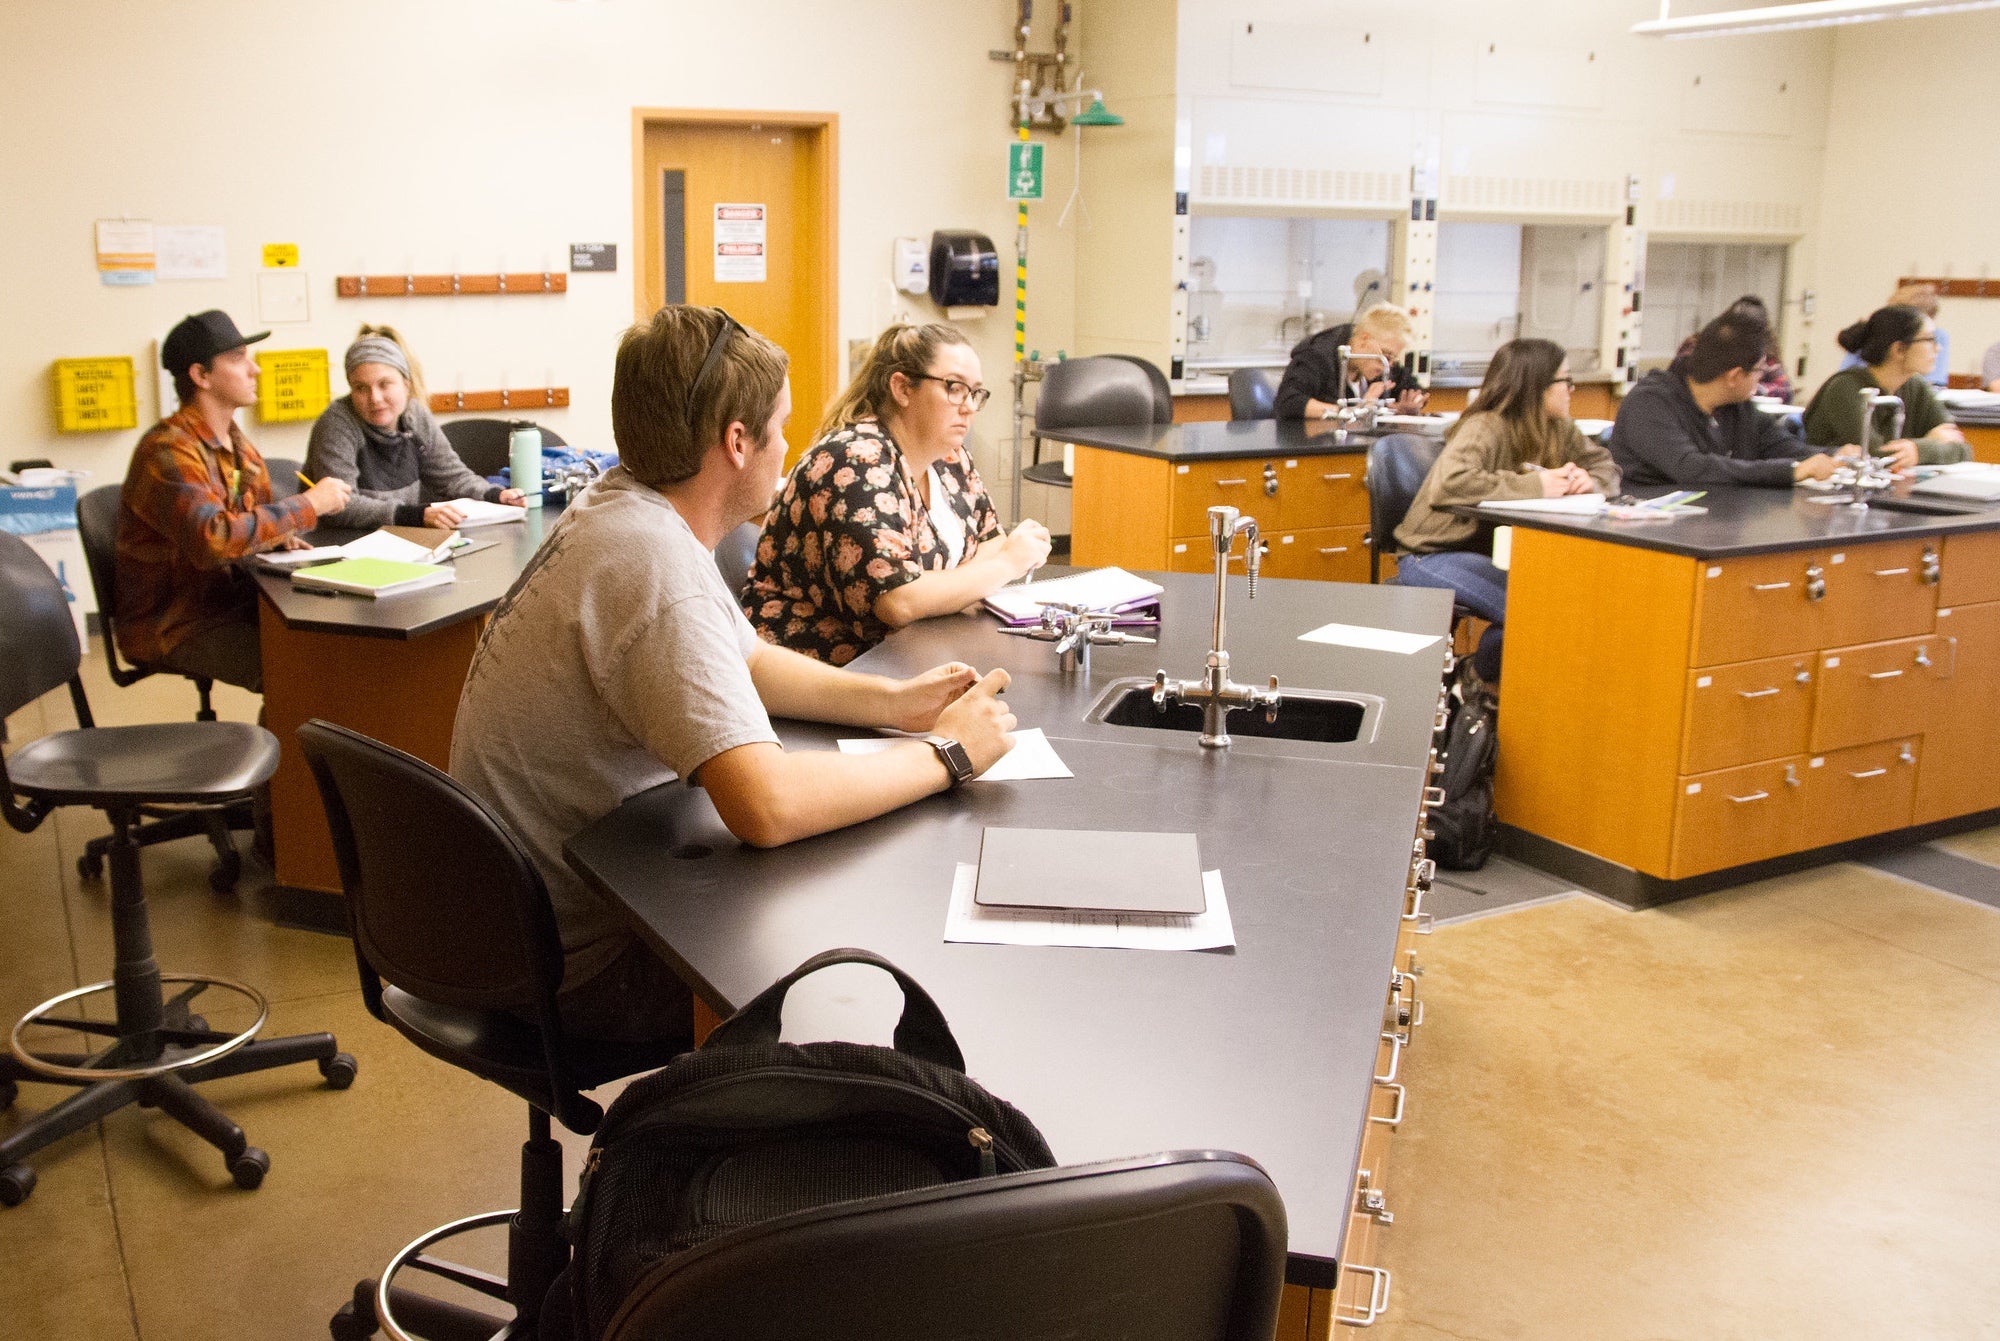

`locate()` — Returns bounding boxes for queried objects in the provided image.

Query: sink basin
[1087,678,1382,744]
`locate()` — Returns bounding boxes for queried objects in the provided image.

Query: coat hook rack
[337,273,568,298]
[426,387,570,415]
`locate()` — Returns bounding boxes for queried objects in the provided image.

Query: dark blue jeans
[1396,550,1507,682]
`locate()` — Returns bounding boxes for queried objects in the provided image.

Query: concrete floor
[4,642,1998,1339]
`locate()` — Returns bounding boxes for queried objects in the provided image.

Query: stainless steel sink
[1087,678,1382,745]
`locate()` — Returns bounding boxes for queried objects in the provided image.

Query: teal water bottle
[508,421,543,509]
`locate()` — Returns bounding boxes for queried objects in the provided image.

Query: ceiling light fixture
[1633,0,2000,38]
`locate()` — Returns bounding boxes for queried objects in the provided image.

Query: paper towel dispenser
[929,230,999,307]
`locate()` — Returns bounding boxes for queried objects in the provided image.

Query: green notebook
[290,557,457,598]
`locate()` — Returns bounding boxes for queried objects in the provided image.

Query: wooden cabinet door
[1276,456,1369,530]
[1680,654,1816,775]
[1810,634,1950,752]
[1169,459,1280,537]
[1916,601,2000,823]
[1818,538,1939,648]
[1263,526,1371,583]
[1691,550,1827,666]
[1166,537,1253,575]
[1939,531,2000,608]
[1805,738,1920,849]
[1670,756,1810,878]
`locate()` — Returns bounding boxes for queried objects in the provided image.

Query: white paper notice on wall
[155,225,227,281]
[714,203,767,283]
[258,268,311,324]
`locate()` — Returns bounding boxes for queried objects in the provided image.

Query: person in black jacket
[1274,303,1426,420]
[1610,313,1845,489]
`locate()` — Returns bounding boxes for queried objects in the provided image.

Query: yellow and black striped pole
[1015,123,1030,367]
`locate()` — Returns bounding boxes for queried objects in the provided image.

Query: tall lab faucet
[1152,505,1281,748]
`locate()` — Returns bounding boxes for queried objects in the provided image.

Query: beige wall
[1811,10,2000,395]
[0,0,1075,517]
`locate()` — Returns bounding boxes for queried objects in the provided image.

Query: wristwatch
[924,734,977,788]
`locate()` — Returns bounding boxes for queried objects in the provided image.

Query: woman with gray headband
[303,325,526,529]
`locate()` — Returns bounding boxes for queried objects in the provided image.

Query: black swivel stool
[1365,433,1446,584]
[0,532,353,1207]
[300,720,683,1341]
[438,418,569,480]
[599,1150,1288,1341]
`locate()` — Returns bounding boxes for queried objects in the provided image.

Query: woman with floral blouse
[744,323,1052,664]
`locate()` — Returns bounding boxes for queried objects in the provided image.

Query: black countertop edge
[254,580,506,641]
[1055,421,1391,461]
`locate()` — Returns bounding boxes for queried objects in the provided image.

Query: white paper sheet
[447,499,527,527]
[1298,622,1441,654]
[257,267,311,323]
[943,862,1235,950]
[1476,493,1607,515]
[155,224,227,281]
[837,727,1073,781]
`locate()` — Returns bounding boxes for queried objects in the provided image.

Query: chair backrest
[0,531,83,721]
[439,417,570,478]
[73,484,141,678]
[1365,433,1445,582]
[1227,368,1278,422]
[1105,353,1175,424]
[600,1150,1288,1341]
[296,719,598,1127]
[265,456,302,501]
[713,521,761,601]
[1034,357,1159,435]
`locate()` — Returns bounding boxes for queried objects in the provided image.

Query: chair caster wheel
[207,851,243,894]
[229,1146,270,1190]
[329,1301,378,1340]
[0,1077,17,1108]
[77,851,103,883]
[0,1164,36,1207]
[319,1053,358,1090]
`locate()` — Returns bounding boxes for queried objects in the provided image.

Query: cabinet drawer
[1810,635,1948,752]
[1806,738,1919,848]
[1671,757,1809,878]
[1276,457,1369,530]
[1169,459,1281,537]
[1940,531,2000,608]
[1691,551,1828,666]
[1819,539,1939,648]
[1680,654,1816,774]
[1262,526,1371,583]
[1166,536,1253,574]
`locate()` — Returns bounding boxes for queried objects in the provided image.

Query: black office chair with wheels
[299,720,683,1341]
[598,1150,1287,1341]
[74,483,253,891]
[1227,368,1279,421]
[267,456,303,501]
[1027,355,1161,498]
[0,532,352,1208]
[1365,433,1445,583]
[439,418,570,480]
[712,522,761,602]
[1105,353,1175,424]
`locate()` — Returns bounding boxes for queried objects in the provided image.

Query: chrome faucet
[1831,390,1905,508]
[1331,344,1391,430]
[1152,505,1281,748]
[998,601,1156,674]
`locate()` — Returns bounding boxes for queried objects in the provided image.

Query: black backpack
[1428,661,1498,871]
[556,948,1056,1341]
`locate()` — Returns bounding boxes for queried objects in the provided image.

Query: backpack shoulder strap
[703,947,967,1073]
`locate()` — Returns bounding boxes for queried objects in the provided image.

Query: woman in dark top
[1802,305,1968,470]
[744,323,1051,664]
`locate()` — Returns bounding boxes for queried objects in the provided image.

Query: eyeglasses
[686,308,744,440]
[1552,375,1577,389]
[909,373,992,411]
[1908,334,1939,346]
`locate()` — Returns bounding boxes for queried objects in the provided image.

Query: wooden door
[637,111,837,466]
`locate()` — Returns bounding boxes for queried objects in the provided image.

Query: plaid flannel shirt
[114,404,318,664]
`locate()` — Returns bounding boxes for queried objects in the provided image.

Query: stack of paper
[448,499,528,527]
[983,567,1164,626]
[255,525,464,571]
[1475,494,1607,516]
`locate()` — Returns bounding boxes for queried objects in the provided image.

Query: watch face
[928,735,974,784]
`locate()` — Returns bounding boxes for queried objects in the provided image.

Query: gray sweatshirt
[1608,369,1814,489]
[303,397,501,528]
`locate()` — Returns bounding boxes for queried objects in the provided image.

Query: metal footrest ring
[9,974,267,1082]
[374,1208,518,1341]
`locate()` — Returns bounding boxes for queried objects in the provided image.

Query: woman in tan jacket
[1392,337,1620,684]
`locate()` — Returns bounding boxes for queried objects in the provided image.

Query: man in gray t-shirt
[451,307,1015,1043]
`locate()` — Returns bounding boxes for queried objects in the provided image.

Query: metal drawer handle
[1322,471,1355,481]
[1866,669,1904,680]
[1848,767,1889,779]
[1727,790,1770,804]
[1375,1031,1403,1084]
[1737,687,1780,699]
[1213,477,1247,487]
[1369,1081,1405,1127]
[1872,567,1910,577]
[1318,546,1350,555]
[1423,785,1447,808]
[1751,581,1792,591]
[1336,1263,1393,1327]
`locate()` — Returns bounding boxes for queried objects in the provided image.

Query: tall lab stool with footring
[0,531,354,1206]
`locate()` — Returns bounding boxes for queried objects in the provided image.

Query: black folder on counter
[973,827,1206,915]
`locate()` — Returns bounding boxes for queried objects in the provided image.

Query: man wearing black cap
[115,309,352,691]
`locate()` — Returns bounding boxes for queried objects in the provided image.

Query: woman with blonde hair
[304,324,525,530]
[744,322,1050,664]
